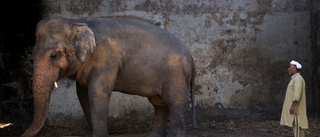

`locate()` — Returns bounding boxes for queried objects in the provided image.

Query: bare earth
[1,118,320,137]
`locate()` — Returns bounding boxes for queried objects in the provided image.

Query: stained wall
[0,0,319,125]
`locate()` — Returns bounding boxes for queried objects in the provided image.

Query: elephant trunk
[21,65,58,137]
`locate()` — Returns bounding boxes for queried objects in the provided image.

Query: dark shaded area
[0,0,41,123]
[311,1,320,117]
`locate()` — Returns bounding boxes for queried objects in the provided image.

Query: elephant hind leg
[76,82,92,128]
[164,92,188,137]
[166,105,186,137]
[147,96,168,137]
[162,64,190,137]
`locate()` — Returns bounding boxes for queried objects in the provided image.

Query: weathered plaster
[35,0,314,124]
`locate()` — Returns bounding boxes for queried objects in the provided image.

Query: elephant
[21,16,196,137]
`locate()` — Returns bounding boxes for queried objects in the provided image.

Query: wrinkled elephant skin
[21,17,196,137]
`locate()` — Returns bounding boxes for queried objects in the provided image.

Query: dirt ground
[1,118,320,137]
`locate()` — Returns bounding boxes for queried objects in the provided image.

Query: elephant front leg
[88,83,112,137]
[76,82,92,128]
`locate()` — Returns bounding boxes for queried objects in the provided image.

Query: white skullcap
[290,60,302,69]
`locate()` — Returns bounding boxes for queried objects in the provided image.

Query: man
[280,60,308,137]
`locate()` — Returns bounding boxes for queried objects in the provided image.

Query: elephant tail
[191,57,197,128]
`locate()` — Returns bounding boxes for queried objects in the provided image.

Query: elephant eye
[50,51,62,59]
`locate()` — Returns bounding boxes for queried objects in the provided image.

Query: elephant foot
[147,129,166,137]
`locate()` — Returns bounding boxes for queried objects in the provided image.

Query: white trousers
[293,114,305,137]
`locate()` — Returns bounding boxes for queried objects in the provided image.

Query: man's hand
[290,101,298,114]
[290,105,295,114]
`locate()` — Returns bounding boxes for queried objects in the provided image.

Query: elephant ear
[72,23,96,63]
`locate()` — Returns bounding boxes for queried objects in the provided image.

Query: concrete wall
[311,0,320,117]
[2,0,314,125]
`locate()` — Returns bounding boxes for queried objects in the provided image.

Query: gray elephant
[21,16,196,137]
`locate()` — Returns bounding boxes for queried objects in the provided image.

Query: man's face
[288,64,297,75]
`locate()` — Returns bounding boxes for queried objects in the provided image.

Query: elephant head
[22,18,96,137]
